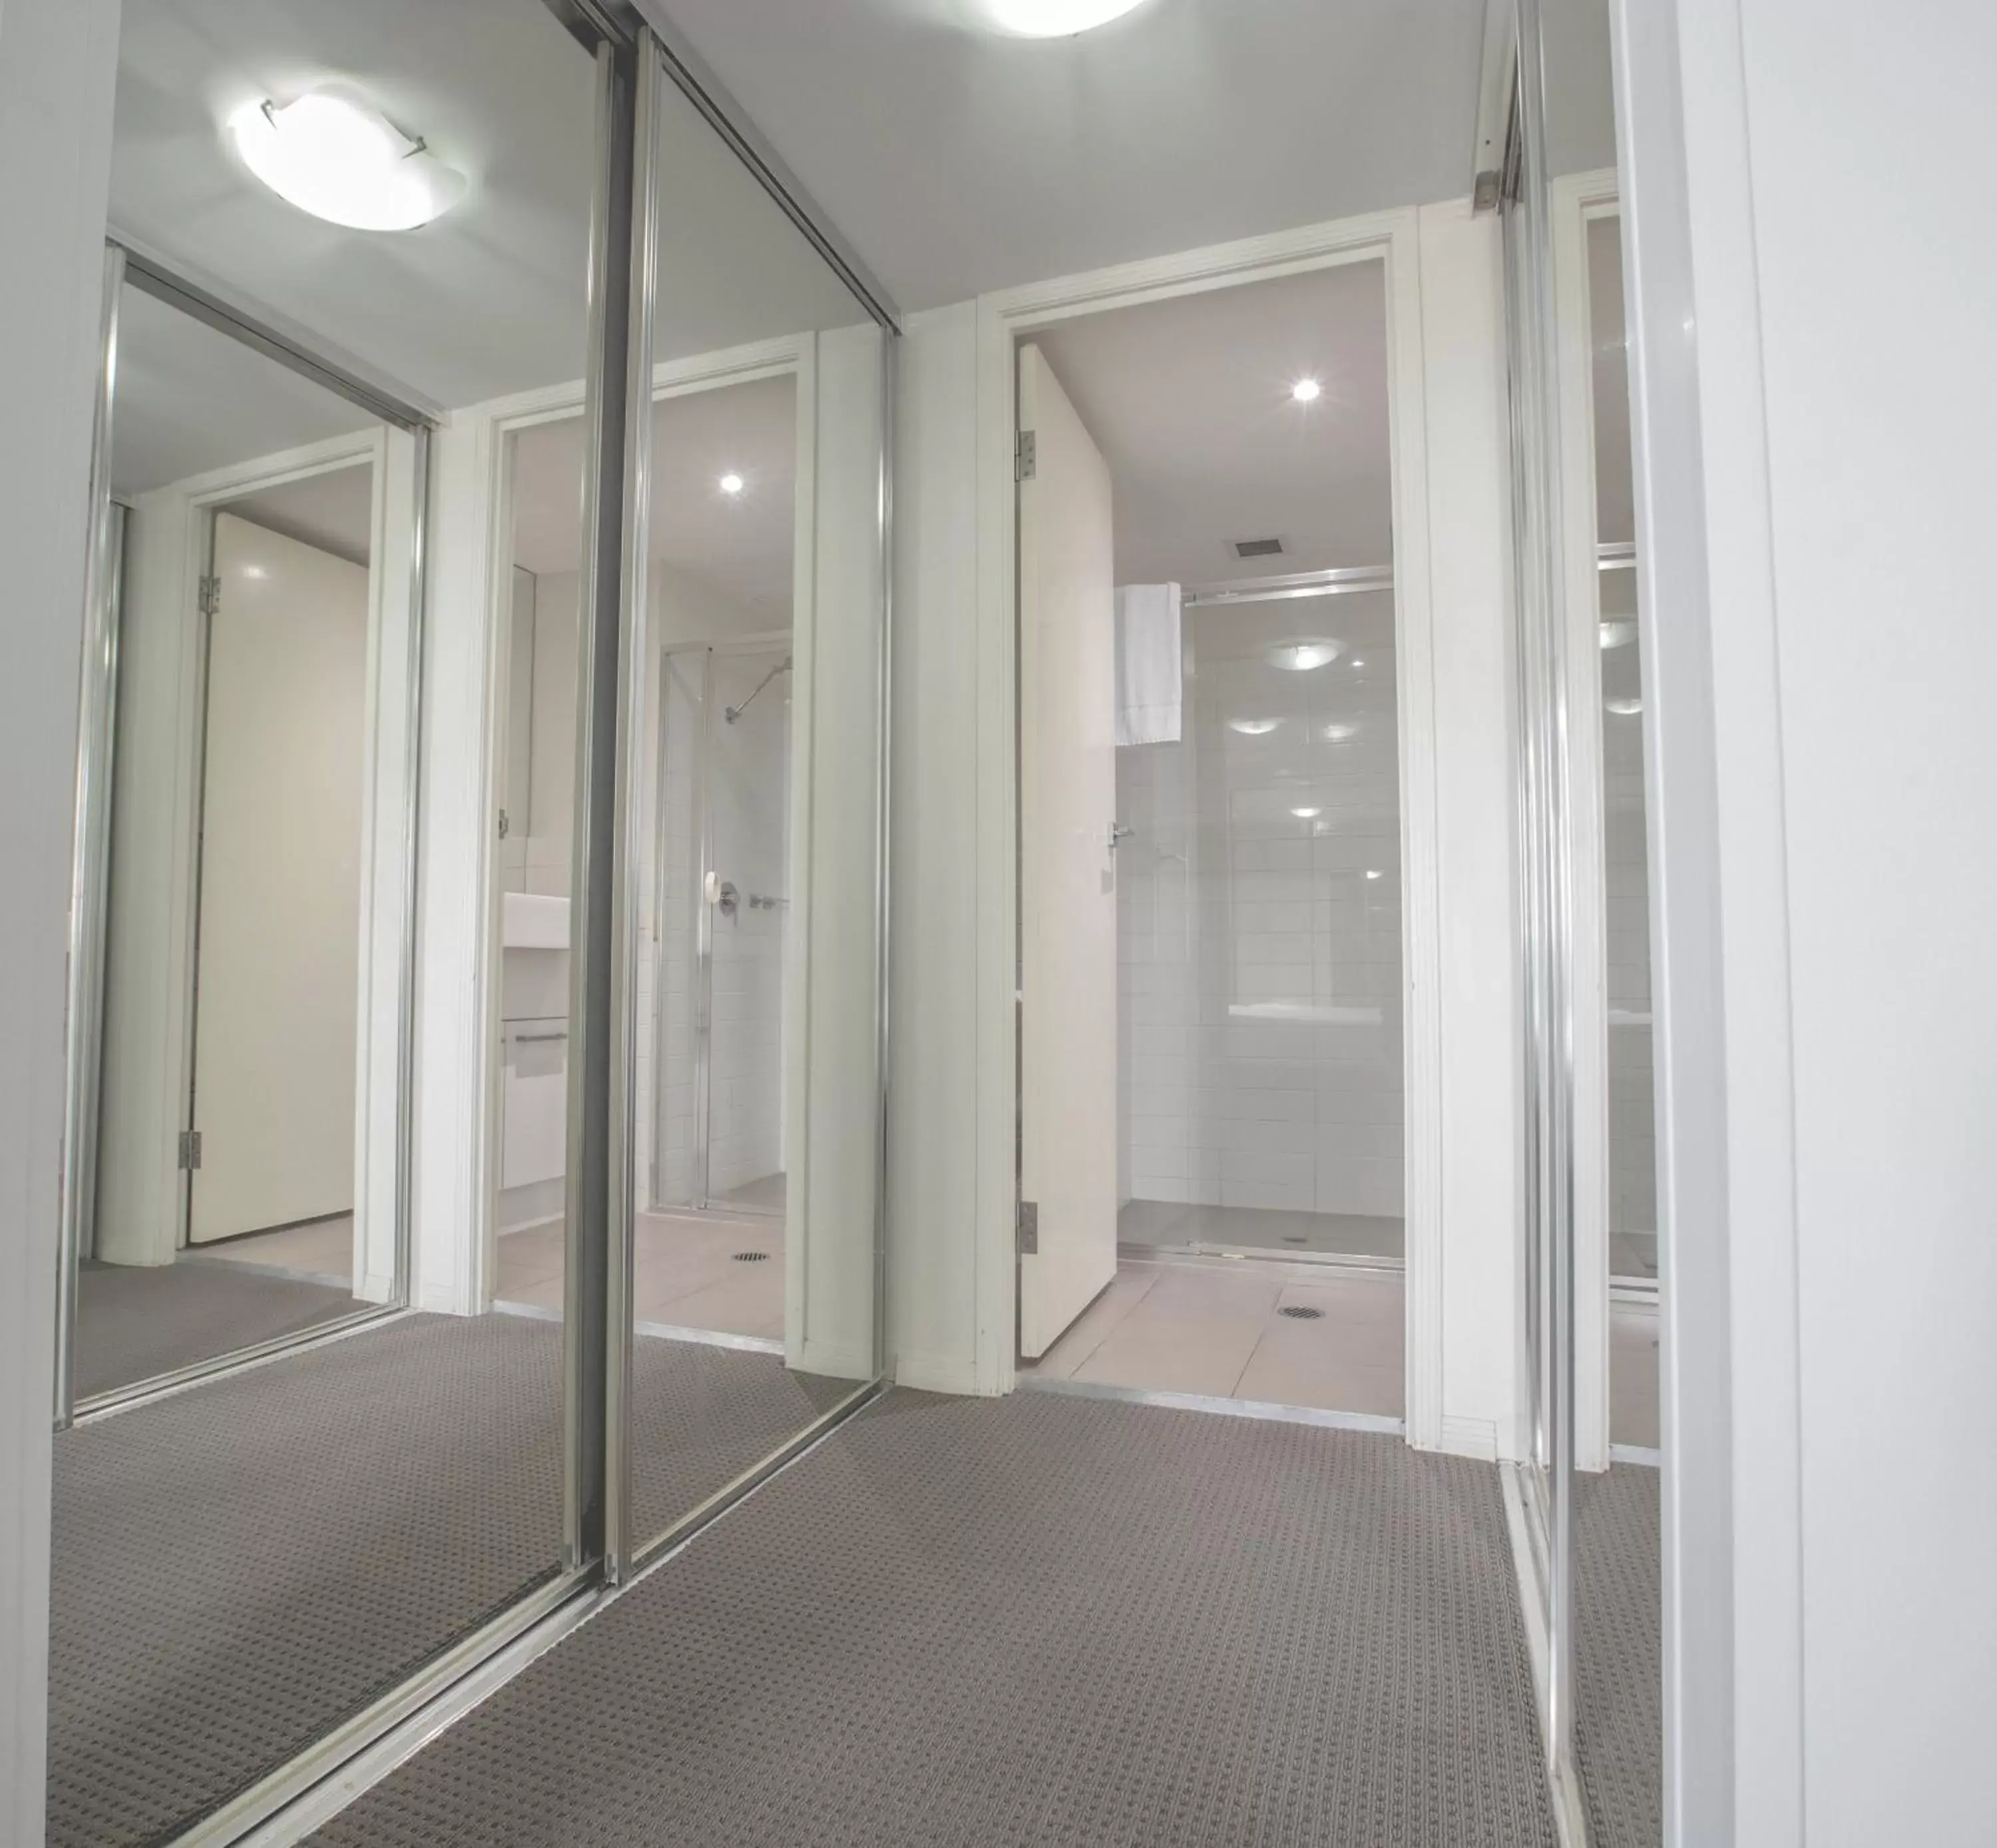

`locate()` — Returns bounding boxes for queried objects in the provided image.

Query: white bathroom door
[1017,344,1120,1357]
[188,512,367,1244]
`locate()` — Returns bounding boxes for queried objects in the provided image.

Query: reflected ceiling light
[1600,618,1637,650]
[1291,806,1321,819]
[1321,722,1358,744]
[1365,869,1384,880]
[1228,718,1279,736]
[1606,696,1644,716]
[719,473,746,495]
[1268,638,1343,672]
[1291,378,1323,403]
[1350,657,1367,669]
[230,89,464,231]
[979,0,1152,36]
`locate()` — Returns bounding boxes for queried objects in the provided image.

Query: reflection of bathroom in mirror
[489,369,803,1266]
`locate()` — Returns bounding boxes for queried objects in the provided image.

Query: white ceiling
[112,0,600,411]
[1028,260,1390,587]
[511,371,797,616]
[111,0,873,418]
[651,0,1488,310]
[111,284,375,497]
[230,465,375,566]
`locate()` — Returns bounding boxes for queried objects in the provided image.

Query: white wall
[889,209,1522,1445]
[0,3,119,1838]
[1618,1,1997,1841]
[1415,199,1521,1460]
[886,302,987,1393]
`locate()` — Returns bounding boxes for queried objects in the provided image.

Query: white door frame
[97,425,415,1305]
[1550,165,1625,1474]
[440,334,817,1320]
[971,208,1447,1445]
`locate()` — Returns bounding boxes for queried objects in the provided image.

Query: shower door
[652,639,793,1219]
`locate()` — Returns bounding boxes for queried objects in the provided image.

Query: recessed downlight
[1606,696,1644,716]
[1268,639,1343,672]
[229,88,465,231]
[1291,806,1322,819]
[1228,718,1279,736]
[719,473,745,495]
[979,0,1152,35]
[1365,869,1384,881]
[1321,722,1358,744]
[1291,377,1323,403]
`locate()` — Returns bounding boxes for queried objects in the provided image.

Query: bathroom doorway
[1007,239,1435,1427]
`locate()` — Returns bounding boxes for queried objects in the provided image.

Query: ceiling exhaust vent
[1231,537,1285,559]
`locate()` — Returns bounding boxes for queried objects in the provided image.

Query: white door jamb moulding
[1552,164,1623,1475]
[971,208,1448,1449]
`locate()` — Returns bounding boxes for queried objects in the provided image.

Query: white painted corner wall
[0,5,121,1842]
[1616,1,1997,1843]
[886,206,1524,1453]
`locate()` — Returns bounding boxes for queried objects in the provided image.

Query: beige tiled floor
[188,1216,355,1284]
[1022,1256,1405,1420]
[495,1210,785,1341]
[1611,1301,1661,1449]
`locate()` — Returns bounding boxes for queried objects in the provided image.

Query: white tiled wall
[1118,592,1405,1218]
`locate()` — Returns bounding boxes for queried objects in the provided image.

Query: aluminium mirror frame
[1503,0,1584,1792]
[598,25,901,1585]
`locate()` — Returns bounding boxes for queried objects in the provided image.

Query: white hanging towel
[1114,582,1182,746]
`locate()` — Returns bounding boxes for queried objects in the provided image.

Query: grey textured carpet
[51,1314,853,1848]
[1574,1465,1662,1846]
[312,1391,1558,1848]
[74,1259,359,1399]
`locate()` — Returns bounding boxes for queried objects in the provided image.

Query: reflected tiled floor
[1118,1199,1404,1264]
[1610,1303,1660,1449]
[1022,1256,1405,1419]
[188,1216,355,1285]
[495,1211,785,1342]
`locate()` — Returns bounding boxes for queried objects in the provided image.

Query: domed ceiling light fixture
[230,87,466,231]
[979,0,1152,37]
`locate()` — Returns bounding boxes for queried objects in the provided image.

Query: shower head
[724,654,793,724]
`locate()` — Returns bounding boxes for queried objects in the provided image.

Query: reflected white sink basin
[502,892,569,950]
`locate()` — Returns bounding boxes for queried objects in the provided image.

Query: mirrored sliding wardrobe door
[49,1,628,1843]
[611,35,893,1571]
[1505,0,1664,1842]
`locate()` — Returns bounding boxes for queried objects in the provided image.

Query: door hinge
[1015,429,1036,482]
[198,575,222,618]
[178,1129,203,1172]
[1016,1199,1038,1255]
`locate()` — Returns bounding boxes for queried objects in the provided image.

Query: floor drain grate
[732,1251,770,1264]
[1278,1305,1325,1321]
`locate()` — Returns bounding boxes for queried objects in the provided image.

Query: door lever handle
[1108,823,1134,851]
